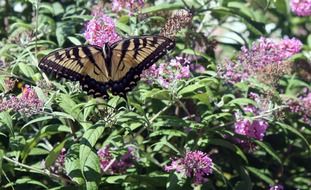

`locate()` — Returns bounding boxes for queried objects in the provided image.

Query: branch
[3,156,74,184]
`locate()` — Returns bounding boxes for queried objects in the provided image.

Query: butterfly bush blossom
[84,11,121,47]
[290,0,311,16]
[234,93,270,150]
[165,150,213,184]
[97,146,136,174]
[141,57,191,89]
[0,85,43,116]
[112,0,144,13]
[286,90,311,125]
[219,37,302,84]
[50,148,66,174]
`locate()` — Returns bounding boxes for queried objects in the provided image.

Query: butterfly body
[39,36,175,99]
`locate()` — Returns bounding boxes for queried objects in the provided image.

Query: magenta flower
[218,37,302,84]
[84,11,121,47]
[141,57,191,89]
[97,146,136,174]
[112,0,144,13]
[50,148,66,174]
[269,184,284,190]
[290,0,311,16]
[165,150,213,184]
[0,85,43,116]
[235,119,269,141]
[97,146,113,172]
[233,95,270,150]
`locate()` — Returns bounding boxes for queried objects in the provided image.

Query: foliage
[0,0,310,190]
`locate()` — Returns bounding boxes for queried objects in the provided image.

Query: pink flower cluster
[50,148,66,174]
[0,85,43,116]
[97,146,136,174]
[112,0,144,13]
[84,11,121,47]
[165,150,213,184]
[290,0,311,16]
[287,90,311,125]
[234,93,270,150]
[219,37,302,84]
[141,57,191,88]
[235,119,269,141]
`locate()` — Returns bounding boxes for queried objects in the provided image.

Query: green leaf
[82,99,97,121]
[116,22,131,34]
[246,166,274,184]
[141,2,184,14]
[58,94,80,119]
[211,7,265,36]
[45,140,67,168]
[80,124,106,189]
[68,36,82,45]
[178,83,205,96]
[227,98,256,107]
[65,143,85,185]
[273,0,289,15]
[52,2,64,16]
[276,122,310,151]
[207,138,248,163]
[254,140,282,164]
[0,111,13,135]
[18,62,35,78]
[142,88,171,100]
[13,178,49,189]
[0,149,3,181]
[150,129,186,137]
[21,116,54,131]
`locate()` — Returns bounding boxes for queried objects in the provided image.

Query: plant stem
[3,156,74,184]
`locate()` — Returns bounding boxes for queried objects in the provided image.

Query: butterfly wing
[39,46,111,98]
[109,36,175,95]
[39,36,175,99]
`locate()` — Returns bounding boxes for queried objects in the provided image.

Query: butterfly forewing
[39,46,111,97]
